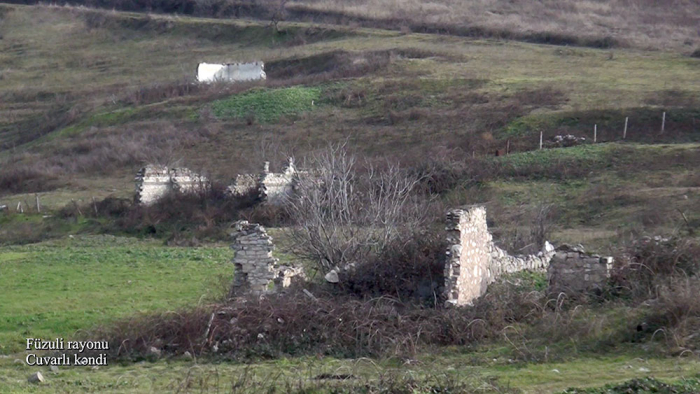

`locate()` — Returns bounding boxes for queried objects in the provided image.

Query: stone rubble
[546,134,586,148]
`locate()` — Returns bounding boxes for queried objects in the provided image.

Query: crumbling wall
[490,241,554,277]
[196,62,266,83]
[444,206,555,306]
[228,159,301,204]
[547,245,613,295]
[260,159,297,203]
[135,165,207,205]
[230,221,304,295]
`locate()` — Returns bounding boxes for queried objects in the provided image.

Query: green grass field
[0,236,231,354]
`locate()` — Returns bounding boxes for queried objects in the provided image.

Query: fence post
[661,111,666,134]
[539,131,543,150]
[623,117,628,139]
[35,194,41,213]
[594,124,597,143]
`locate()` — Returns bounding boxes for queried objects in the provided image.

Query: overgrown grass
[210,86,322,123]
[2,353,697,393]
[563,377,700,394]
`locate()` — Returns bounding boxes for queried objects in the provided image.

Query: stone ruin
[444,207,555,306]
[229,158,303,204]
[227,205,612,302]
[230,220,304,295]
[135,165,207,205]
[547,244,613,295]
[196,62,266,83]
[134,158,306,205]
[444,206,615,305]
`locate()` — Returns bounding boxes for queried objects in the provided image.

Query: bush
[612,236,700,299]
[339,232,446,306]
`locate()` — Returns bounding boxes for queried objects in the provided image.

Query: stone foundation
[230,220,304,295]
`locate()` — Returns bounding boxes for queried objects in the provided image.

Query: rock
[148,347,161,358]
[638,367,650,372]
[551,369,560,373]
[28,372,44,384]
[49,365,59,374]
[543,241,555,254]
[183,351,193,360]
[324,270,339,283]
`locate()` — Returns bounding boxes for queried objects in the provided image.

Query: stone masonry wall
[135,165,207,205]
[444,207,493,305]
[444,206,555,306]
[228,158,302,204]
[230,221,304,295]
[547,246,613,295]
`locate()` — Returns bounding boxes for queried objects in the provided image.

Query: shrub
[339,231,447,306]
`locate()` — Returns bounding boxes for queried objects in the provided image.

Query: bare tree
[285,144,425,273]
[530,203,555,249]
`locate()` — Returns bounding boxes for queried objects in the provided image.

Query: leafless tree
[285,144,426,273]
[530,203,555,249]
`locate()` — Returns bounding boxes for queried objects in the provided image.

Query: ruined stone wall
[490,242,554,277]
[196,62,266,83]
[547,246,613,295]
[444,207,555,306]
[228,159,301,204]
[260,160,296,203]
[135,165,206,205]
[230,221,304,295]
[444,207,493,305]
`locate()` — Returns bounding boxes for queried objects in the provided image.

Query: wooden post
[35,194,41,213]
[539,131,543,150]
[472,150,475,159]
[17,201,23,213]
[92,197,98,216]
[661,111,666,133]
[594,124,597,143]
[506,139,510,155]
[623,117,628,139]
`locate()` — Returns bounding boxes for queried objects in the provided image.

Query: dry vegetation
[7,0,700,52]
[90,236,700,364]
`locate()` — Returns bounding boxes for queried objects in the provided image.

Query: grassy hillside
[4,0,700,52]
